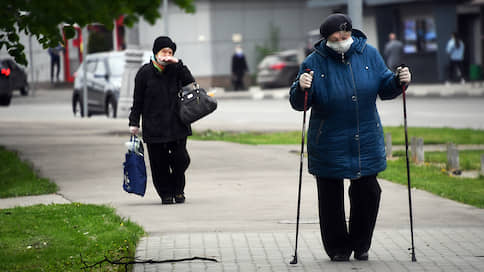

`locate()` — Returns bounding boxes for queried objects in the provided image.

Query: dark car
[72,51,150,118]
[0,58,29,106]
[256,49,304,89]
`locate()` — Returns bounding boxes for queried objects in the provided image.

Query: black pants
[146,139,190,199]
[447,60,464,82]
[316,175,381,258]
[50,57,60,83]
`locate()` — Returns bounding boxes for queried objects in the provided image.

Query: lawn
[0,203,144,271]
[0,146,58,198]
[0,147,145,271]
[191,127,484,146]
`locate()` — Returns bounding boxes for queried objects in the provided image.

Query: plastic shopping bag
[122,135,147,196]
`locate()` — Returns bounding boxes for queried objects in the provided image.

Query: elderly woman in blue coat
[289,14,411,262]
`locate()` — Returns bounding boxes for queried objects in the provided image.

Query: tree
[0,0,195,65]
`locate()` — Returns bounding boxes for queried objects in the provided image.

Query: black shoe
[330,254,350,262]
[161,196,174,205]
[354,251,369,261]
[174,194,185,203]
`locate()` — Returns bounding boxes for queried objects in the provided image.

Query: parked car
[256,49,304,89]
[0,58,29,106]
[72,50,151,118]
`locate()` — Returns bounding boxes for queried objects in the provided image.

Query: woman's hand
[158,56,179,64]
[396,67,411,85]
[299,71,314,90]
[129,126,139,135]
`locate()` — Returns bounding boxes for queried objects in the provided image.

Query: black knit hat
[319,13,352,39]
[152,36,177,55]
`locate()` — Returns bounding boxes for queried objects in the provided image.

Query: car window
[284,55,298,63]
[108,57,125,77]
[85,60,97,73]
[94,59,107,76]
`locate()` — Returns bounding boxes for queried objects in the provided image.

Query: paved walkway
[1,87,484,271]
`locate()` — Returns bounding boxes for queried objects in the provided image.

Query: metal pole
[163,0,169,35]
[82,26,88,117]
[347,0,363,30]
[113,19,118,51]
[28,35,35,97]
[402,83,417,262]
[290,69,311,265]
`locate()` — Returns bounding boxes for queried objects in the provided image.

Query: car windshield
[108,57,125,77]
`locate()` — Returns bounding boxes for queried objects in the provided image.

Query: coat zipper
[315,119,325,144]
[348,61,362,176]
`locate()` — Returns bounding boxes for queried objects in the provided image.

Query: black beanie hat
[319,13,352,39]
[152,36,177,55]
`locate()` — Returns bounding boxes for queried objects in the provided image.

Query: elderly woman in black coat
[129,36,195,204]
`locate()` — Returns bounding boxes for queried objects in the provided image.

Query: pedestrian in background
[129,36,195,205]
[231,45,248,91]
[383,32,403,71]
[48,44,64,84]
[446,32,465,85]
[289,13,411,262]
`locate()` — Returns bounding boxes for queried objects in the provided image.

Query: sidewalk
[1,119,484,271]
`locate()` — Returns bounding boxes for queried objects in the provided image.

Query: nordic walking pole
[399,64,417,262]
[290,69,311,265]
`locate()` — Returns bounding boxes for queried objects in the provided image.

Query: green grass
[0,203,144,271]
[393,150,484,171]
[380,157,484,208]
[190,130,303,145]
[383,126,484,145]
[0,146,58,198]
[191,127,484,145]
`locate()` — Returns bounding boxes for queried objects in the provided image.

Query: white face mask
[326,36,354,54]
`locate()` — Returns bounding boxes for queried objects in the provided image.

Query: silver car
[72,51,150,118]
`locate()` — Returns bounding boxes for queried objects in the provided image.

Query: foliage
[87,27,113,54]
[0,203,144,271]
[0,146,57,198]
[0,0,195,65]
[254,23,280,66]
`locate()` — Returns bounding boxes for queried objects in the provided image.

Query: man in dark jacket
[231,45,248,91]
[129,36,195,204]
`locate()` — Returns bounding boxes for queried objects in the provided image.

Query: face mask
[326,37,353,54]
[156,56,168,66]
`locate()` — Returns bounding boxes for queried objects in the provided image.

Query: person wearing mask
[231,45,249,91]
[446,32,465,84]
[383,32,404,71]
[129,36,195,205]
[289,13,411,262]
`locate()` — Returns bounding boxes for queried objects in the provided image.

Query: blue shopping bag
[123,135,147,196]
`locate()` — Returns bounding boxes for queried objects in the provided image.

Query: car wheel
[0,94,12,106]
[106,96,117,118]
[20,84,29,96]
[72,95,84,117]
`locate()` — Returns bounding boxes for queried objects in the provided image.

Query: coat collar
[313,29,367,60]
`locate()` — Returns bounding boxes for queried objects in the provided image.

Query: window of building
[403,17,437,54]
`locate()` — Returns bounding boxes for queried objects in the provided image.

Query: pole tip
[290,256,298,264]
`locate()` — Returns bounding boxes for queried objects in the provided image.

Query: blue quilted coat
[289,29,402,179]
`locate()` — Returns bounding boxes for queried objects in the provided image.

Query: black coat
[231,54,248,76]
[129,61,195,143]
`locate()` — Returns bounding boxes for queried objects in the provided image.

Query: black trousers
[146,139,190,199]
[50,57,60,82]
[316,175,381,258]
